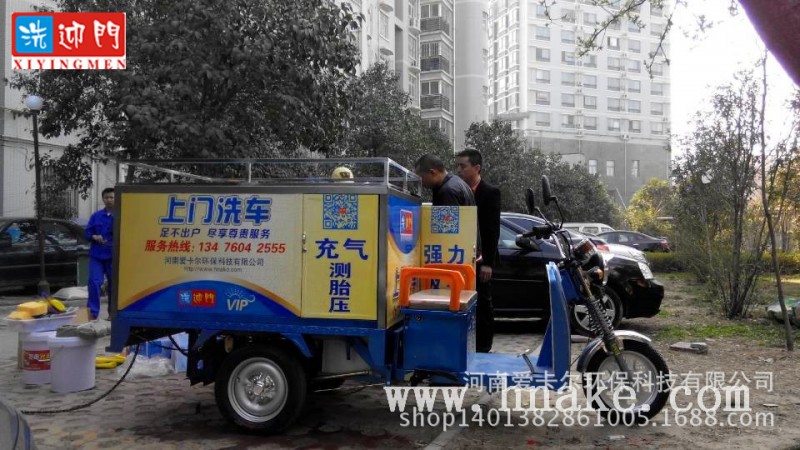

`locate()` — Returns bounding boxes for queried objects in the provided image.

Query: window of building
[421,3,441,17]
[588,159,598,175]
[627,79,641,93]
[562,72,576,86]
[562,93,576,107]
[534,25,550,40]
[534,90,550,105]
[628,21,641,32]
[379,11,390,39]
[651,122,666,135]
[421,42,440,57]
[628,39,641,53]
[535,112,551,126]
[563,10,576,23]
[562,114,576,128]
[627,99,641,113]
[606,160,615,176]
[535,47,550,62]
[651,22,664,37]
[608,118,621,131]
[509,93,519,107]
[628,119,642,133]
[608,98,622,112]
[562,51,576,65]
[652,63,665,76]
[534,69,550,84]
[650,42,667,58]
[608,57,622,71]
[651,102,665,115]
[584,12,598,25]
[561,30,576,44]
[651,82,665,95]
[510,51,519,66]
[608,77,622,91]
[651,5,663,16]
[581,54,597,67]
[608,19,621,30]
[607,36,621,50]
[627,59,641,72]
[421,81,441,95]
[582,74,597,88]
[584,95,597,109]
[584,116,598,130]
[535,4,548,18]
[631,160,640,177]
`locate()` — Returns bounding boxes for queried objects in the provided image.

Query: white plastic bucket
[21,331,57,385]
[48,336,96,393]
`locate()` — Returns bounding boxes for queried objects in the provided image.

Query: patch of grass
[656,308,674,317]
[654,320,799,347]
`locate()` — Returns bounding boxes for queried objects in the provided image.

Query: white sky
[670,1,797,158]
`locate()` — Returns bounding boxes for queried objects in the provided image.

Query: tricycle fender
[576,330,652,373]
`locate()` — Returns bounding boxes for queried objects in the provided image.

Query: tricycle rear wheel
[215,345,307,433]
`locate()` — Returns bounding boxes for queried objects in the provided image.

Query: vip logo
[226,289,255,311]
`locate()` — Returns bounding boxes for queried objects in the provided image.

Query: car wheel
[570,289,623,336]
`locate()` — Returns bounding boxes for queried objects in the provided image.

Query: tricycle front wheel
[582,340,670,423]
[215,345,307,433]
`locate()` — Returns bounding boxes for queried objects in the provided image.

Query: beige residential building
[351,0,489,149]
[488,0,671,204]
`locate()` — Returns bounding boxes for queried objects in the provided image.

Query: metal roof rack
[115,158,422,196]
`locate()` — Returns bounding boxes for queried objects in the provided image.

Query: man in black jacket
[414,154,475,207]
[456,149,501,353]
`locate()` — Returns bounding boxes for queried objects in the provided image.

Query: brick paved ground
[1,318,547,449]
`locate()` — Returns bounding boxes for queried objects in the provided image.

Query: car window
[584,226,599,234]
[602,232,617,243]
[505,216,536,230]
[43,222,79,246]
[617,233,632,243]
[600,227,613,233]
[3,221,37,244]
[498,224,521,249]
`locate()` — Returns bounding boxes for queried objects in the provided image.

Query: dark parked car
[598,230,671,252]
[0,217,89,290]
[492,213,663,333]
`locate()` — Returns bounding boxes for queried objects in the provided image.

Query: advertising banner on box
[420,205,477,288]
[117,193,303,317]
[386,196,421,326]
[302,194,379,320]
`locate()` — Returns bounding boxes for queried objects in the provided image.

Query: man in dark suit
[456,149,501,353]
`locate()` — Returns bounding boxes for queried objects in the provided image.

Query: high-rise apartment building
[488,0,671,204]
[350,0,489,148]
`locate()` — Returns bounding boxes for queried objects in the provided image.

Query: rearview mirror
[515,235,540,251]
[0,232,11,249]
[542,175,555,205]
[525,188,535,215]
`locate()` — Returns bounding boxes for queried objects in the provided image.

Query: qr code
[431,206,460,234]
[323,194,359,230]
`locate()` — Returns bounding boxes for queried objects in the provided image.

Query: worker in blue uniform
[85,187,115,320]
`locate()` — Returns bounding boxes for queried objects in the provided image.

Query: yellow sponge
[17,301,48,317]
[7,310,33,320]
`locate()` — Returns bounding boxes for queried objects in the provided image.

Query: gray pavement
[1,308,550,449]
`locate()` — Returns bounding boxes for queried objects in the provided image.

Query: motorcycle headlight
[637,262,654,280]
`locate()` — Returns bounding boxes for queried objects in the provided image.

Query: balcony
[421,94,452,112]
[409,58,420,73]
[409,16,420,33]
[421,17,452,36]
[421,56,451,73]
[379,0,393,12]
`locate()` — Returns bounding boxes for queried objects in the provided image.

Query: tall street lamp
[24,94,50,297]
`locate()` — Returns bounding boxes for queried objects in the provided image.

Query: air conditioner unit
[622,133,630,139]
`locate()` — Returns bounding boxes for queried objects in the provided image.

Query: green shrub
[768,252,800,275]
[647,252,687,273]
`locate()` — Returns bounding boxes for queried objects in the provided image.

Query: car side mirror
[525,188,536,215]
[542,175,555,206]
[515,235,540,251]
[0,232,11,249]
